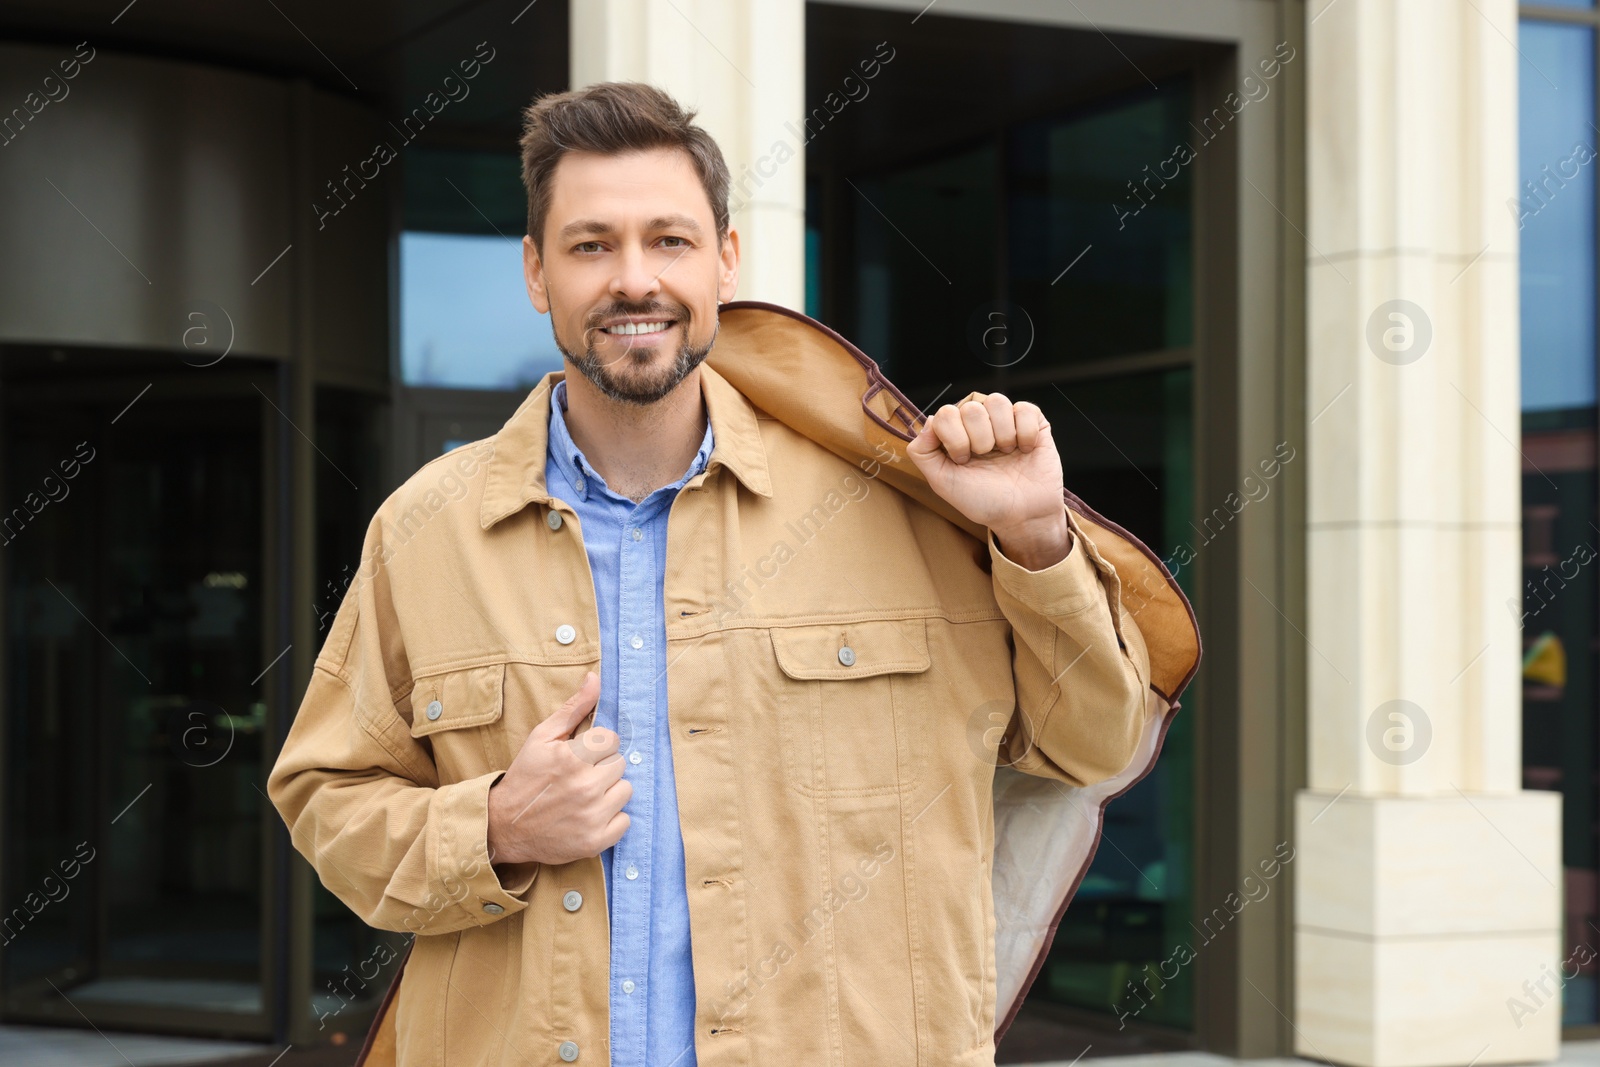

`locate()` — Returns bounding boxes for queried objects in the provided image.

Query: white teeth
[604,321,671,336]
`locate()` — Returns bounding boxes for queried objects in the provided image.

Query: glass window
[400,231,564,390]
[1518,12,1600,1029]
[1008,87,1194,368]
[1520,22,1597,411]
[400,149,562,392]
[851,141,1001,389]
[846,81,1193,397]
[827,71,1199,1036]
[310,387,395,1034]
[1016,368,1196,1030]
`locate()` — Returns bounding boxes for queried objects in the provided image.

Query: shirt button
[426,699,443,721]
[562,890,583,912]
[558,1040,579,1062]
[482,902,504,914]
[546,510,563,530]
[622,979,636,994]
[555,624,577,645]
[625,865,639,880]
[631,527,643,541]
[838,645,856,666]
[630,634,644,650]
[628,751,641,765]
[575,477,586,493]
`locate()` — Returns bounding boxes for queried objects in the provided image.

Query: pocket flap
[769,618,930,680]
[408,663,506,738]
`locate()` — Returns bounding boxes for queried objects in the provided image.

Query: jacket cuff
[434,770,539,927]
[987,506,1106,617]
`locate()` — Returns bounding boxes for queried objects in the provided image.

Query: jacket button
[838,645,856,666]
[426,700,443,721]
[482,902,504,914]
[558,1040,579,1061]
[563,890,583,912]
[547,510,563,530]
[555,624,576,645]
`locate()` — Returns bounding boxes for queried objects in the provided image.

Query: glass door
[834,76,1198,1034]
[1,354,280,1038]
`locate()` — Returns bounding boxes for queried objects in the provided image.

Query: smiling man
[268,81,1168,1067]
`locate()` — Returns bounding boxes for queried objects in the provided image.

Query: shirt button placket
[617,502,657,1062]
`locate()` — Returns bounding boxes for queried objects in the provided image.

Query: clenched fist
[485,671,632,866]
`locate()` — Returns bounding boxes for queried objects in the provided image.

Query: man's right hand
[486,671,632,866]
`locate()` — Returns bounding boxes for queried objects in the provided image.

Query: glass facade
[400,231,564,390]
[1519,7,1600,1030]
[400,149,564,391]
[310,387,391,1029]
[1,356,278,1032]
[1028,368,1195,1030]
[824,78,1198,1030]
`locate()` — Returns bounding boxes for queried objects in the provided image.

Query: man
[268,81,1187,1067]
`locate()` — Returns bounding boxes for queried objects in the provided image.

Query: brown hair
[518,81,731,253]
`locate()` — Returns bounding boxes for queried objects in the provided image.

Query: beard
[553,299,720,406]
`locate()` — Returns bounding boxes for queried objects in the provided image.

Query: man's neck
[560,368,709,504]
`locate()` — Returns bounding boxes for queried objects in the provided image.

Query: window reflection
[1020,368,1195,1030]
[400,231,563,391]
[1519,22,1596,412]
[1518,14,1600,1029]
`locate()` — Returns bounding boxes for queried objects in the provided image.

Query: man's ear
[523,234,550,314]
[717,226,741,304]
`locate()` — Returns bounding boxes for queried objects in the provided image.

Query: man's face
[523,146,740,406]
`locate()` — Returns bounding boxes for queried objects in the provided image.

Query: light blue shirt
[546,378,712,1067]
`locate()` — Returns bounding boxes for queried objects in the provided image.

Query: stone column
[1302,1,1562,1063]
[570,0,806,309]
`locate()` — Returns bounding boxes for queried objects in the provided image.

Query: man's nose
[610,244,661,302]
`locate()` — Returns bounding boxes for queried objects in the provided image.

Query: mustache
[585,301,690,329]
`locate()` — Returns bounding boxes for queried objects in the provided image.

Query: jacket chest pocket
[769,618,930,797]
[407,663,507,785]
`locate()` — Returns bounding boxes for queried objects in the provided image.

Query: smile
[603,321,674,337]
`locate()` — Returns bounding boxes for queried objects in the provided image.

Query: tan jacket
[266,303,1200,1067]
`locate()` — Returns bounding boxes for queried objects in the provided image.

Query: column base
[1293,790,1563,1066]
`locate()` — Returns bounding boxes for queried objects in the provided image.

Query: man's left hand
[907,394,1073,570]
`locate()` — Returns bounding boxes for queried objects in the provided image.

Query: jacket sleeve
[987,502,1154,786]
[266,520,541,937]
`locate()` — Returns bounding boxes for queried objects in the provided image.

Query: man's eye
[575,241,603,253]
[659,236,688,248]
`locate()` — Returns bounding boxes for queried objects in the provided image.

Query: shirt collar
[480,360,772,528]
[546,378,714,503]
